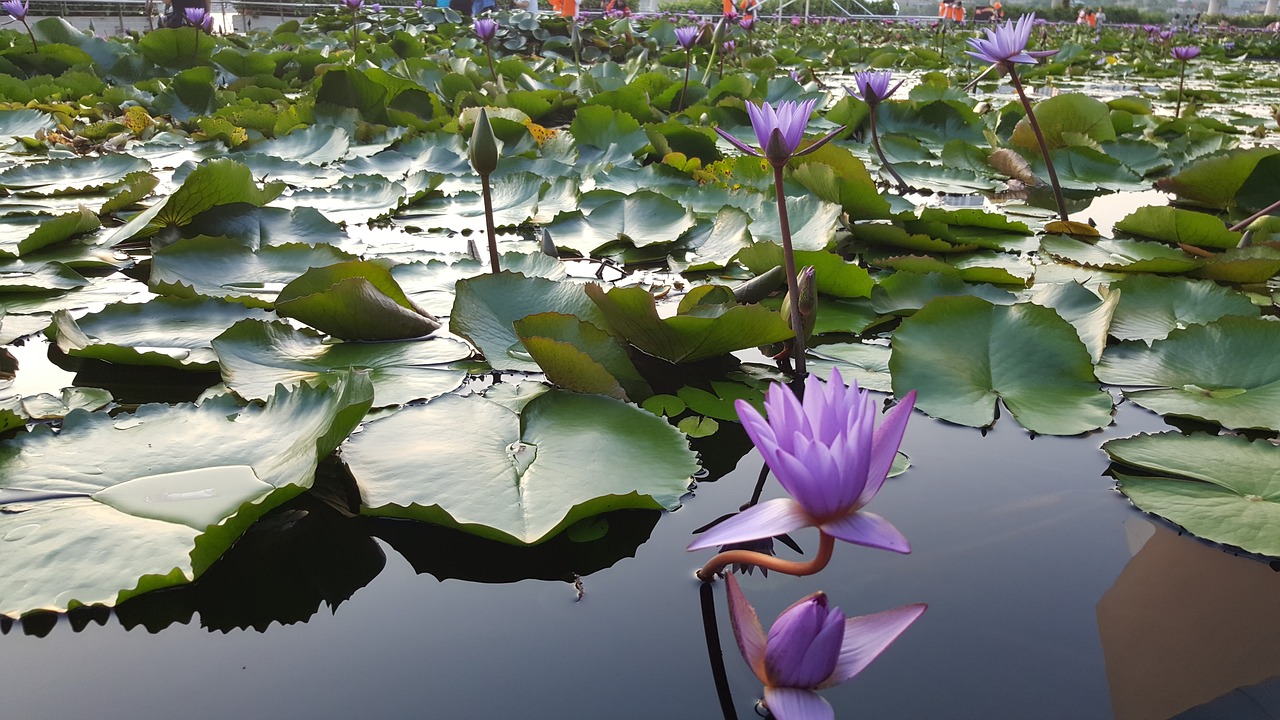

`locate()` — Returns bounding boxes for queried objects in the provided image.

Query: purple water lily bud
[965,12,1056,66]
[370,2,380,10]
[740,16,754,30]
[1171,45,1201,60]
[184,7,211,31]
[474,17,498,42]
[415,0,423,7]
[1159,29,1173,42]
[790,16,800,26]
[674,26,699,49]
[342,0,362,10]
[846,70,904,108]
[688,368,917,553]
[2,0,27,20]
[725,573,926,720]
[722,40,735,52]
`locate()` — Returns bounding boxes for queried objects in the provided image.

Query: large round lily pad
[889,297,1113,435]
[1096,316,1280,431]
[1105,432,1280,557]
[342,390,697,545]
[0,374,373,617]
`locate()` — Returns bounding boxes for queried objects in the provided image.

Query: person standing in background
[950,0,964,24]
[939,0,951,20]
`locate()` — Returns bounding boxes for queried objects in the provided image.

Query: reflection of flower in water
[725,572,925,720]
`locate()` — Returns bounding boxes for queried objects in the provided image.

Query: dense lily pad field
[0,5,1279,717]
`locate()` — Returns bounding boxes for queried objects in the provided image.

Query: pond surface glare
[1,391,1276,720]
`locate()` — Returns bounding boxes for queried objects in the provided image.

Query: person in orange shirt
[557,0,575,17]
[992,0,1001,18]
[939,0,950,18]
[951,0,964,23]
[1086,9,1096,27]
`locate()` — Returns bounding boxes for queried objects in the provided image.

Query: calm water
[1,364,1276,720]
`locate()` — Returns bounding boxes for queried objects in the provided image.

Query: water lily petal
[819,603,927,688]
[763,687,834,720]
[725,573,768,684]
[714,127,763,159]
[686,498,813,551]
[861,390,916,504]
[820,510,910,554]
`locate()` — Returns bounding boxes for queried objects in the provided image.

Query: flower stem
[678,50,691,111]
[1229,197,1280,232]
[22,20,37,51]
[696,531,834,581]
[480,173,500,273]
[772,164,807,379]
[1007,67,1068,223]
[869,109,906,191]
[351,13,359,58]
[486,44,497,82]
[698,582,740,720]
[1174,59,1186,118]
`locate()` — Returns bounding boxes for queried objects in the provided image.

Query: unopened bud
[469,108,499,177]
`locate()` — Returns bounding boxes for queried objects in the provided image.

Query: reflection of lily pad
[1105,432,1280,557]
[0,374,373,617]
[343,390,696,545]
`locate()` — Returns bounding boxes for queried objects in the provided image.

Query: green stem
[869,108,906,190]
[481,173,500,273]
[486,44,497,82]
[1229,197,1280,233]
[678,50,691,111]
[22,20,37,51]
[1008,67,1068,223]
[772,164,806,379]
[696,531,834,581]
[1175,59,1186,118]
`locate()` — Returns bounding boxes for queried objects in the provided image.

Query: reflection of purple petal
[725,574,769,683]
[820,511,910,554]
[819,603,927,688]
[765,593,845,688]
[763,687,835,720]
[686,498,811,550]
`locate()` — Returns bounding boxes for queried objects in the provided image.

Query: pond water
[1,351,1275,720]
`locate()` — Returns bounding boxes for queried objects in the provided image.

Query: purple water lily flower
[722,40,735,52]
[847,70,904,108]
[740,16,755,30]
[688,369,916,553]
[713,99,844,169]
[184,7,212,31]
[2,0,27,20]
[474,17,497,42]
[726,573,926,720]
[674,25,699,49]
[965,12,1056,66]
[1171,45,1200,60]
[790,16,801,26]
[341,0,362,9]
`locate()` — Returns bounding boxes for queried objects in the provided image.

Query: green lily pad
[1156,147,1280,211]
[1027,281,1121,363]
[513,312,651,401]
[402,173,542,233]
[808,342,893,392]
[546,191,695,256]
[250,125,352,165]
[1096,316,1280,431]
[737,244,874,299]
[449,272,606,373]
[585,283,792,364]
[889,297,1114,435]
[1011,93,1116,151]
[1108,275,1259,342]
[213,319,469,406]
[1040,235,1202,274]
[0,109,54,137]
[1114,206,1242,250]
[150,237,357,307]
[53,297,275,370]
[870,271,1016,316]
[275,260,440,341]
[0,155,151,196]
[0,373,373,617]
[1105,432,1280,557]
[343,390,696,545]
[109,159,284,244]
[748,193,842,252]
[275,177,409,226]
[1190,245,1280,284]
[0,208,101,259]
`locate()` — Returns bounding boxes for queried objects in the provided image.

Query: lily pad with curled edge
[585,283,793,365]
[1027,281,1120,364]
[1104,432,1280,557]
[213,319,470,407]
[1190,245,1280,285]
[0,155,151,196]
[544,191,696,256]
[513,312,651,402]
[52,297,275,370]
[0,109,54,137]
[0,207,101,259]
[272,177,409,226]
[391,253,565,318]
[274,260,440,341]
[1113,206,1243,250]
[450,272,606,373]
[889,297,1114,435]
[149,237,358,308]
[1107,275,1259,343]
[343,390,697,545]
[1040,235,1202,274]
[0,372,374,617]
[808,342,893,393]
[870,271,1016,316]
[1096,317,1280,431]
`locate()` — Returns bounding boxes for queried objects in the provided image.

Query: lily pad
[889,297,1114,435]
[275,260,440,341]
[1040,235,1201,274]
[1114,206,1242,250]
[1096,316,1280,431]
[807,342,893,392]
[1108,275,1259,343]
[513,312,651,401]
[53,297,275,370]
[213,319,469,407]
[0,373,373,617]
[0,155,151,196]
[1105,432,1280,557]
[150,237,357,307]
[343,390,697,545]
